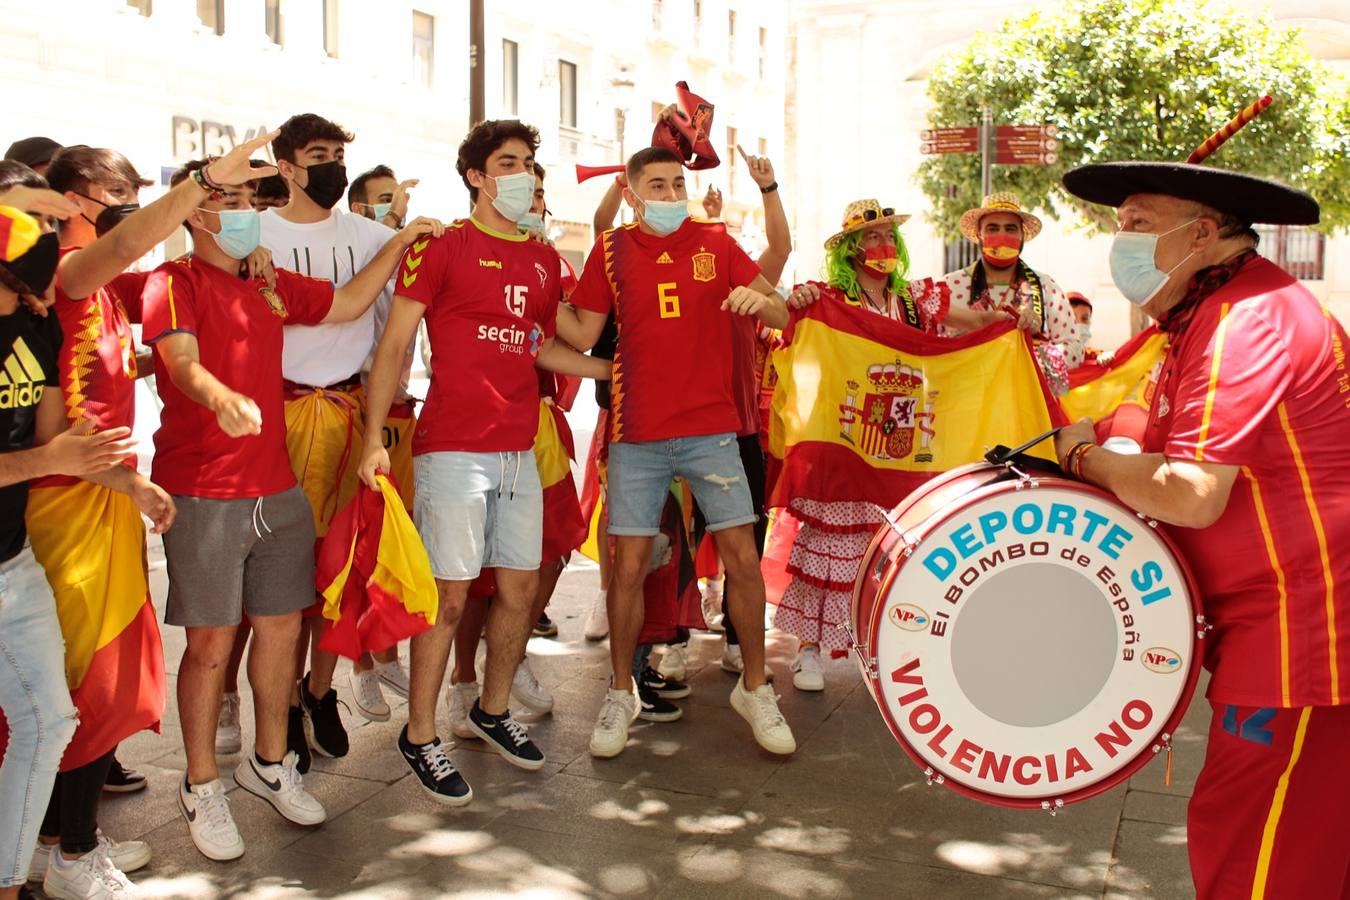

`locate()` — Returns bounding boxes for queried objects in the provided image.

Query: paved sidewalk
[76,543,1203,899]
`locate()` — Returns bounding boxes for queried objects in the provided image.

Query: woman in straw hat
[939,192,1084,393]
[775,200,1014,691]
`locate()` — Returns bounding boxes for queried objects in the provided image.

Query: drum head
[864,476,1201,808]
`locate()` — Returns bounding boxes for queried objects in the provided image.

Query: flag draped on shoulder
[1061,325,1168,445]
[769,300,1064,510]
[317,474,438,659]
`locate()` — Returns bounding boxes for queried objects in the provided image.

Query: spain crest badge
[692,250,716,283]
[259,286,288,319]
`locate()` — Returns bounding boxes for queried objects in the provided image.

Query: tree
[918,0,1350,236]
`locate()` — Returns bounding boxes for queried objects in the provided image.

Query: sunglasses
[845,207,895,229]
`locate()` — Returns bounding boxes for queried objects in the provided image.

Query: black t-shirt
[592,312,618,410]
[0,307,62,563]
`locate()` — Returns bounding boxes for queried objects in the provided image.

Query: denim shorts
[607,433,755,537]
[414,450,542,580]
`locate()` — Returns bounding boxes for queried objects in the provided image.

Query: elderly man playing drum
[1055,161,1350,900]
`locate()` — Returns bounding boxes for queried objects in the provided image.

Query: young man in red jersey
[556,145,795,759]
[359,120,608,804]
[142,160,441,863]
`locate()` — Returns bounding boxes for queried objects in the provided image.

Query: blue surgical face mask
[518,212,545,235]
[638,197,690,237]
[372,202,393,222]
[200,208,260,259]
[1109,218,1198,306]
[486,171,535,222]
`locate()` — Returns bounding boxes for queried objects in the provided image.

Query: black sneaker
[467,701,545,771]
[639,665,691,700]
[532,612,559,638]
[637,685,683,722]
[103,757,147,793]
[397,727,473,807]
[299,671,349,759]
[287,704,312,774]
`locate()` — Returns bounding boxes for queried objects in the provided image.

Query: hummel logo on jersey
[656,251,674,265]
[479,258,503,269]
[0,337,46,410]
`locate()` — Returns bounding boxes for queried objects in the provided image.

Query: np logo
[889,603,929,632]
[1141,647,1183,674]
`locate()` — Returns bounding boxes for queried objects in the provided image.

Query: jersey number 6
[657,282,681,319]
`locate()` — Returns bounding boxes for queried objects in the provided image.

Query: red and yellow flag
[768,302,1064,510]
[22,481,164,770]
[536,398,587,562]
[317,474,437,660]
[1061,326,1169,445]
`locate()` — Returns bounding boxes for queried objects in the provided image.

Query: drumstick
[984,425,1064,466]
[1186,95,1273,164]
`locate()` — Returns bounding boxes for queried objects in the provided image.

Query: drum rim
[855,464,1206,809]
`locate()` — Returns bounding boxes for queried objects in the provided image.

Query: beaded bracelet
[1062,441,1094,480]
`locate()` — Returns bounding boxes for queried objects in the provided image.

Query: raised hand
[204,129,282,186]
[701,186,723,219]
[0,186,80,221]
[390,179,419,222]
[736,144,776,189]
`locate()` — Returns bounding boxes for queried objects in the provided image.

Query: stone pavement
[72,540,1205,899]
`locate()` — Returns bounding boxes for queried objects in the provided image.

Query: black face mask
[93,204,139,238]
[0,232,60,295]
[297,160,348,210]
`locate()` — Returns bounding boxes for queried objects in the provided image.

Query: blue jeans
[607,433,756,537]
[0,545,78,887]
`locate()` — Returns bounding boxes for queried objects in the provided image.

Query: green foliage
[918,0,1350,235]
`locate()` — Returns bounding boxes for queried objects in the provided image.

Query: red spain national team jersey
[396,218,561,454]
[570,218,761,443]
[143,259,334,499]
[35,248,148,487]
[1144,254,1350,708]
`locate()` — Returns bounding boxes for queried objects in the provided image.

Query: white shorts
[413,450,542,581]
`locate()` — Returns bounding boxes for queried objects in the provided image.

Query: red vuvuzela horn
[575,163,626,184]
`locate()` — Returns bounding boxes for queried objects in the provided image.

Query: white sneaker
[701,582,725,632]
[179,778,244,862]
[589,688,638,758]
[349,667,391,722]
[216,692,242,755]
[657,642,688,682]
[375,657,410,699]
[510,658,554,715]
[30,831,149,884]
[42,845,137,899]
[447,681,480,740]
[730,677,797,755]
[583,591,609,641]
[792,646,826,692]
[233,752,326,826]
[720,641,743,673]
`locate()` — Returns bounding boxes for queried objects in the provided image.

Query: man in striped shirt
[1058,162,1350,900]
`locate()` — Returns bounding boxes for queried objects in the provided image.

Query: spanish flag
[21,481,164,770]
[1061,326,1169,445]
[768,302,1065,511]
[317,474,438,660]
[536,398,587,562]
[0,206,40,261]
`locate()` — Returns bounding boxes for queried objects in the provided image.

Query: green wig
[823,224,911,300]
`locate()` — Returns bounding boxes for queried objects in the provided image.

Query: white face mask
[1108,218,1199,306]
[485,171,535,222]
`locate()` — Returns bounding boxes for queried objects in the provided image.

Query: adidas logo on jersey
[0,337,46,410]
[656,251,674,265]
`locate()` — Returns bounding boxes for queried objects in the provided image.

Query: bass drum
[850,462,1204,810]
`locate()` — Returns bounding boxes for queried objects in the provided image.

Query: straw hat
[823,199,910,249]
[957,192,1043,243]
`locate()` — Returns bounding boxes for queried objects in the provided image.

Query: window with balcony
[413,11,434,88]
[502,39,519,115]
[197,0,223,34]
[322,0,338,57]
[1255,224,1326,280]
[560,60,578,128]
[265,0,283,45]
